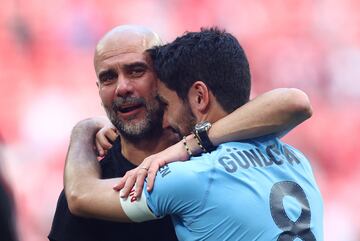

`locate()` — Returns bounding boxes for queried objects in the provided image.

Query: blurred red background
[1,0,359,240]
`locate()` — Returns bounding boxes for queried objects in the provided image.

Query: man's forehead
[94,35,153,69]
[96,27,159,53]
[95,48,152,74]
[94,54,151,76]
[96,36,148,56]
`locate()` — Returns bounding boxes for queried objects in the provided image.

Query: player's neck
[119,131,177,166]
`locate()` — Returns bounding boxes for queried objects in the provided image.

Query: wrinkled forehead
[94,31,159,70]
[96,36,144,59]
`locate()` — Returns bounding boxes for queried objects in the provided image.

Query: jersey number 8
[269,181,316,241]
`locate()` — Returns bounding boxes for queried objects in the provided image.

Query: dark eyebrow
[123,62,149,70]
[98,68,117,81]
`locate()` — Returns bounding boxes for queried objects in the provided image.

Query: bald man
[49,25,312,241]
[49,25,178,241]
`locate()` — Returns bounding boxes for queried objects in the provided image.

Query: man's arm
[116,88,312,196]
[64,118,131,222]
[183,88,312,156]
[208,88,312,144]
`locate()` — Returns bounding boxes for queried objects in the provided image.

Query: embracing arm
[208,87,312,145]
[64,118,131,222]
[115,88,312,196]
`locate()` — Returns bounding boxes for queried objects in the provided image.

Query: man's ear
[187,81,210,113]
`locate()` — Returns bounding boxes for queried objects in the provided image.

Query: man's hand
[95,123,118,157]
[113,140,190,198]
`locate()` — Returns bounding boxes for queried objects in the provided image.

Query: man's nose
[115,76,134,97]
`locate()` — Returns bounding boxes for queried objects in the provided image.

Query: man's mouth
[117,103,143,113]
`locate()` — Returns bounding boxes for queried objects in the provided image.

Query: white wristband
[119,189,160,222]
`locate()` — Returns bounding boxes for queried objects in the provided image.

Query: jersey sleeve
[144,162,208,218]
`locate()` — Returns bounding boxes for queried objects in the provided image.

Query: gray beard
[105,97,164,142]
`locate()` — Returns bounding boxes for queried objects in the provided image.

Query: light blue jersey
[145,136,323,241]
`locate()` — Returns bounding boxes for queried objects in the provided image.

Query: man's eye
[129,68,145,77]
[99,71,117,83]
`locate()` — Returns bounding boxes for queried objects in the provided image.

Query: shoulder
[153,161,207,193]
[145,160,211,216]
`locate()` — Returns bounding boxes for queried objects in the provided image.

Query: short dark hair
[148,27,251,113]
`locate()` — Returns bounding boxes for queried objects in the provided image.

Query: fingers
[107,128,119,142]
[134,168,149,198]
[146,164,159,192]
[119,171,137,198]
[95,140,106,157]
[146,162,161,192]
[96,132,112,148]
[113,167,149,200]
[113,172,128,192]
[95,128,117,156]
